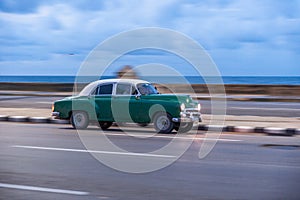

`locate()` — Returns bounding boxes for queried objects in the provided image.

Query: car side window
[90,86,99,95]
[116,83,132,95]
[92,84,113,95]
[99,84,113,95]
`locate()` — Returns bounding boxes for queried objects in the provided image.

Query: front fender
[147,101,181,120]
[71,98,97,121]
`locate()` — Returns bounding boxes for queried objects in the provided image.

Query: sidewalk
[1,90,300,102]
[1,90,300,136]
[0,90,72,97]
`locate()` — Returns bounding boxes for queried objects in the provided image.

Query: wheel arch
[151,110,172,122]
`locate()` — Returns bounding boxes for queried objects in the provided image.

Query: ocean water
[0,76,299,85]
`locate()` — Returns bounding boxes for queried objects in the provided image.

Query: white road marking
[0,183,89,195]
[230,107,300,111]
[12,145,176,158]
[36,101,52,104]
[257,102,300,106]
[102,132,242,142]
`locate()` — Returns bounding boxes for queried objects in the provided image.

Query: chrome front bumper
[52,112,60,119]
[172,109,201,123]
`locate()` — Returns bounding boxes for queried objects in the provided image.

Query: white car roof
[79,79,149,96]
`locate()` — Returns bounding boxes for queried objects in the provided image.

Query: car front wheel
[153,112,174,134]
[71,111,89,129]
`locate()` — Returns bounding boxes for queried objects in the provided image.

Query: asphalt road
[1,122,300,200]
[1,95,300,117]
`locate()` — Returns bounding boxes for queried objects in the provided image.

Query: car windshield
[137,83,158,95]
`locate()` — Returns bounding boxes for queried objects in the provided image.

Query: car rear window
[99,84,113,95]
[92,84,113,95]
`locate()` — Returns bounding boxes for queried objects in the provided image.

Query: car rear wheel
[98,121,113,130]
[153,112,174,134]
[71,111,89,129]
[174,122,193,133]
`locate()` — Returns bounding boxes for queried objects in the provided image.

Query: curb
[0,115,298,136]
[1,116,70,124]
[233,126,255,133]
[198,124,297,136]
[8,116,29,122]
[263,127,295,136]
[28,117,50,123]
[0,115,9,121]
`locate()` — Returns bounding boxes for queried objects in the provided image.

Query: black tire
[174,122,193,133]
[71,111,89,129]
[98,121,113,130]
[153,112,174,134]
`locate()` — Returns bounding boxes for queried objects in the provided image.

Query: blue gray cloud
[0,0,299,75]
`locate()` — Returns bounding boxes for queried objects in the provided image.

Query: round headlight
[197,103,201,112]
[180,103,185,111]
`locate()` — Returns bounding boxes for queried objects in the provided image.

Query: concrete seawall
[1,82,299,96]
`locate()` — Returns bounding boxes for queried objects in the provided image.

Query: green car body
[52,79,201,133]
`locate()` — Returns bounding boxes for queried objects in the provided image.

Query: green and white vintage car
[52,79,201,133]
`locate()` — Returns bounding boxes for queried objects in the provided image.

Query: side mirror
[135,94,141,100]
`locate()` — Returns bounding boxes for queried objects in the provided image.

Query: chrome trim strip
[52,112,60,116]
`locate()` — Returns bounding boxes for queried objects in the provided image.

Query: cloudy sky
[0,0,299,76]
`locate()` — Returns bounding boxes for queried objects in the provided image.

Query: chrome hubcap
[157,115,170,130]
[74,113,84,126]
